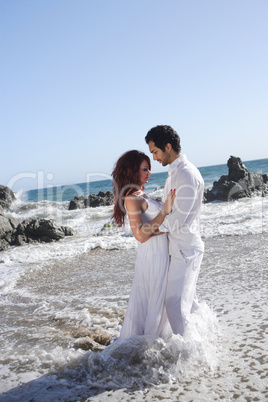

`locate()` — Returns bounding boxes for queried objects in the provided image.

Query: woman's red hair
[112,150,151,226]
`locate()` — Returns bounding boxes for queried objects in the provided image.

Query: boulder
[14,218,75,246]
[0,185,75,251]
[204,156,268,202]
[89,191,114,207]
[227,156,248,181]
[62,225,76,237]
[0,208,75,251]
[0,206,20,251]
[0,185,16,209]
[68,191,114,210]
[69,196,88,210]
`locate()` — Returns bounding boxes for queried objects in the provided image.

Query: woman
[112,150,175,340]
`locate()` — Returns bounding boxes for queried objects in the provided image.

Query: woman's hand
[162,189,176,216]
[125,190,176,243]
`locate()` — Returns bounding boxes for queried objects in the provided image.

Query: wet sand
[0,233,267,401]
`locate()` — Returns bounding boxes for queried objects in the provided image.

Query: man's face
[148,140,171,166]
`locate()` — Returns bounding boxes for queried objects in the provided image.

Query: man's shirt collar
[168,154,186,175]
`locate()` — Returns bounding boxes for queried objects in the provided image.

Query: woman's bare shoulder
[125,193,148,213]
[125,194,141,206]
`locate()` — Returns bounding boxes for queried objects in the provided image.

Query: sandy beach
[0,230,267,401]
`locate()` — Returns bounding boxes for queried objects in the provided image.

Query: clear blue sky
[1,0,268,191]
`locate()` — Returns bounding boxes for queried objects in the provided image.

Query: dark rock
[263,174,268,184]
[17,218,65,240]
[13,218,74,246]
[0,185,16,209]
[69,196,88,210]
[62,226,76,236]
[0,185,75,251]
[0,212,75,250]
[9,217,20,230]
[90,191,114,207]
[11,218,75,247]
[227,156,248,181]
[68,191,114,210]
[0,207,14,235]
[0,206,20,251]
[204,156,268,202]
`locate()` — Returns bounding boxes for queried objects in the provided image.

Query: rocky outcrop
[14,218,75,247]
[0,206,20,250]
[0,184,77,251]
[0,213,75,251]
[0,185,16,209]
[204,156,268,202]
[0,189,75,251]
[69,191,114,210]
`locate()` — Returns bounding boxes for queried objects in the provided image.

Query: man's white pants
[165,250,203,335]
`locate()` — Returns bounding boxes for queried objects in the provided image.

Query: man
[145,125,204,336]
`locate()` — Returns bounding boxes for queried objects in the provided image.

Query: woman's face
[139,160,151,185]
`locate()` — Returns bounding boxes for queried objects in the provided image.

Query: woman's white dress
[119,196,171,340]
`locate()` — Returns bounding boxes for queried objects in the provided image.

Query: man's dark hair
[145,125,181,153]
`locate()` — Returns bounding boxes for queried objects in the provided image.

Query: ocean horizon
[22,157,268,203]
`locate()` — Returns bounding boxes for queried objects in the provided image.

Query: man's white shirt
[159,154,204,256]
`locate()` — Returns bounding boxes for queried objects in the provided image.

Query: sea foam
[87,303,219,389]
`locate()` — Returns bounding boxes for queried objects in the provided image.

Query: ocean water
[0,158,267,401]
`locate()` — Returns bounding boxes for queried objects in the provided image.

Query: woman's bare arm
[125,190,175,243]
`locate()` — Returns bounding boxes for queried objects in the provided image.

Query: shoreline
[1,232,267,400]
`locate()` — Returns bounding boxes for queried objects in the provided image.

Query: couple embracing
[112,125,204,340]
